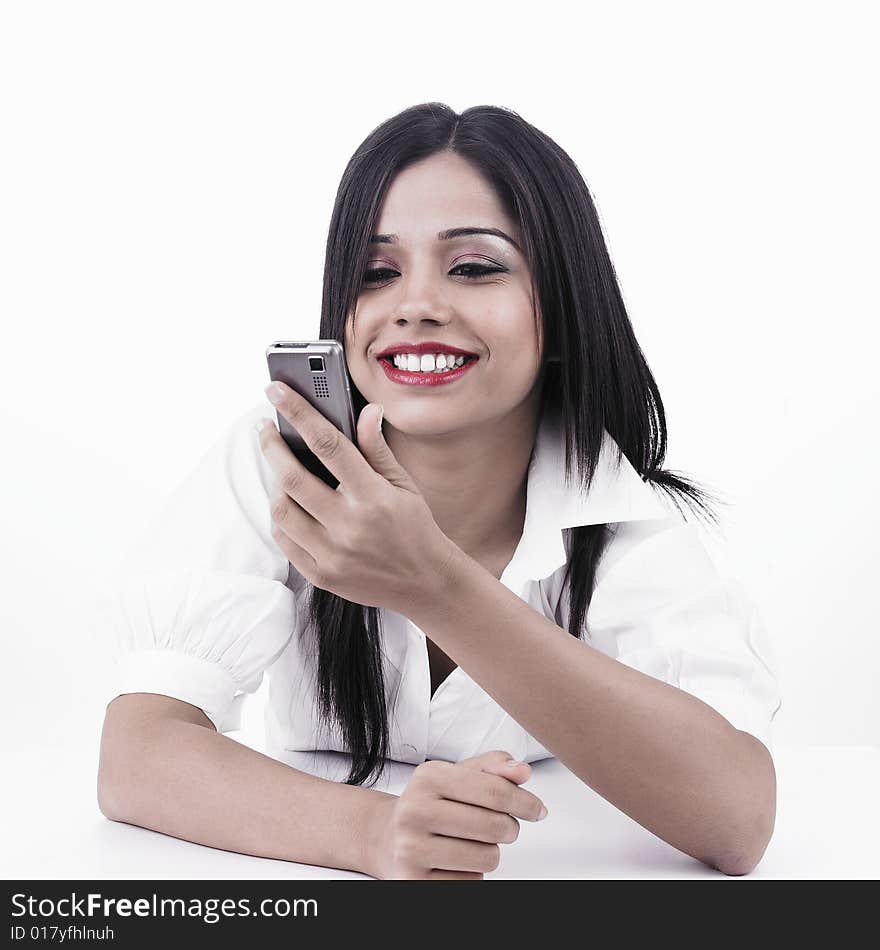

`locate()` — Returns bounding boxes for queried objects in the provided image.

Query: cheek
[344,304,378,356]
[487,317,540,367]
[343,322,355,351]
[483,352,541,395]
[343,306,363,346]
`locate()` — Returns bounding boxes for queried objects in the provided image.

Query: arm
[97,693,395,878]
[407,541,776,876]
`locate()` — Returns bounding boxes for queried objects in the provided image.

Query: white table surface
[4,741,879,880]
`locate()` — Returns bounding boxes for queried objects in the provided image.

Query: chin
[385,409,466,432]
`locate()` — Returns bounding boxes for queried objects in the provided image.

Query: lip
[378,355,478,387]
[374,341,479,358]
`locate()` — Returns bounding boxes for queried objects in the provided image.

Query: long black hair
[306,102,721,786]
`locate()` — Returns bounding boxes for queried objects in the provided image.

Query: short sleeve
[583,518,783,755]
[95,402,303,733]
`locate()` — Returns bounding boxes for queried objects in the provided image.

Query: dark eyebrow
[369,226,521,252]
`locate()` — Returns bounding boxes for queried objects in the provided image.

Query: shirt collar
[506,406,670,586]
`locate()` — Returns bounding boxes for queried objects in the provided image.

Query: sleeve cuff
[113,648,246,733]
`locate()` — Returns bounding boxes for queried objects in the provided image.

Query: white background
[1,0,877,803]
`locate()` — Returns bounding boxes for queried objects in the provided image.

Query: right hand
[367,749,548,880]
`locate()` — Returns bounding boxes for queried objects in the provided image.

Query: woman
[97,102,782,879]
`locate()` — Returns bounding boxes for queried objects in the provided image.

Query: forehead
[375,152,516,237]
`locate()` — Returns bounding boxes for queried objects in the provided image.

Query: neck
[384,396,542,560]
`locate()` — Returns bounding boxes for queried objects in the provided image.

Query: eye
[454,263,506,279]
[362,263,508,286]
[362,268,397,285]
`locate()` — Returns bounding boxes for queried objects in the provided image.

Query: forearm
[98,715,396,878]
[409,545,776,875]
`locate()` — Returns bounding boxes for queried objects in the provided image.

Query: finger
[270,527,320,587]
[423,798,520,845]
[424,834,500,875]
[259,418,338,524]
[269,514,319,581]
[458,750,532,783]
[426,870,483,881]
[265,381,376,495]
[431,761,547,822]
[488,760,531,780]
[269,488,325,555]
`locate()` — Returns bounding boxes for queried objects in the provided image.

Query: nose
[393,312,451,329]
[390,272,453,327]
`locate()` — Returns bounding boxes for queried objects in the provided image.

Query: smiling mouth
[376,355,478,374]
[376,354,479,387]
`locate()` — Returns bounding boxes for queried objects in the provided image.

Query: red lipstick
[378,354,479,387]
[375,341,479,358]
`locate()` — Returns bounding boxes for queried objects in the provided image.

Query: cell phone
[265,340,357,490]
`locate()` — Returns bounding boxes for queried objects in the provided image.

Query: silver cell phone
[265,340,357,490]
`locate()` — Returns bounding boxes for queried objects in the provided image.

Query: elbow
[714,833,770,876]
[714,731,778,876]
[716,859,756,877]
[97,732,145,823]
[96,735,118,820]
[97,756,129,822]
[97,718,137,822]
[714,811,776,877]
[97,782,122,822]
[714,837,768,876]
[710,812,774,876]
[716,820,773,877]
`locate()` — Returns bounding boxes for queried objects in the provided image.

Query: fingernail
[537,805,548,821]
[376,404,384,432]
[265,383,284,405]
[254,418,270,434]
[505,759,525,768]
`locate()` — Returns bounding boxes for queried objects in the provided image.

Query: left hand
[258,381,458,615]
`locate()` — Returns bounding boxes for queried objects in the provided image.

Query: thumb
[357,404,416,490]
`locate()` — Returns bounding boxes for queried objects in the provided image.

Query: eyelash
[362,263,507,286]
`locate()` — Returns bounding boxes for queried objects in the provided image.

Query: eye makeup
[362,259,509,286]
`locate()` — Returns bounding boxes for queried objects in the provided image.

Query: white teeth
[390,352,469,372]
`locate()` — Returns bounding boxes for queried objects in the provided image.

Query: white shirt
[98,401,783,764]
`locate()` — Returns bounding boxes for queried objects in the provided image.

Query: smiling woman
[347,153,545,441]
[99,101,782,880]
[313,104,727,786]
